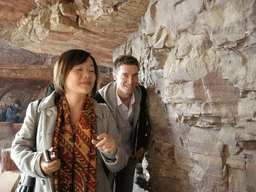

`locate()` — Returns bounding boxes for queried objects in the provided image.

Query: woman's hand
[40,148,61,176]
[92,133,117,154]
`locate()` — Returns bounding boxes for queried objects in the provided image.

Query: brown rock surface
[0,0,150,67]
[0,0,148,96]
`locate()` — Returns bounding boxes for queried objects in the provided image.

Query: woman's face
[64,57,96,96]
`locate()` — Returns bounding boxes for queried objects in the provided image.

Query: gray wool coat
[97,82,145,155]
[11,91,128,192]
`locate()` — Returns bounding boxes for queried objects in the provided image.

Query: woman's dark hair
[53,49,98,97]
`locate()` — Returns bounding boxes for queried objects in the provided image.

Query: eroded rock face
[0,39,56,87]
[115,0,256,191]
[0,0,37,28]
[0,0,150,67]
[2,0,256,191]
[0,39,112,109]
[0,0,143,112]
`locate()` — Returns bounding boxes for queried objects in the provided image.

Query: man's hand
[132,148,146,163]
[92,133,117,154]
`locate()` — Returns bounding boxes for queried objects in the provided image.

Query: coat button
[46,110,52,116]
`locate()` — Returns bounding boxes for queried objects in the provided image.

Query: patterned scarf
[53,95,97,192]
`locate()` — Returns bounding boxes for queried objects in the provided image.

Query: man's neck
[117,90,132,108]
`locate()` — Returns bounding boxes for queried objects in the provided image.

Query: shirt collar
[116,90,135,107]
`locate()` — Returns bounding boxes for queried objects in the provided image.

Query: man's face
[113,64,139,98]
[14,104,20,109]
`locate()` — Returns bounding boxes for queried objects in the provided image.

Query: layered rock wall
[1,0,149,67]
[115,0,256,191]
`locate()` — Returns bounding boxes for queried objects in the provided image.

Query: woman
[11,49,128,192]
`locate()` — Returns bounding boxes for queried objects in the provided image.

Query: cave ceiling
[0,0,149,91]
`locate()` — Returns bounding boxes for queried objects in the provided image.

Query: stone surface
[0,0,37,28]
[114,0,256,191]
[1,0,256,191]
[0,170,20,192]
[0,39,112,111]
[0,0,149,110]
[0,0,150,67]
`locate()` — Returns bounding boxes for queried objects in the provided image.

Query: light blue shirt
[116,91,135,156]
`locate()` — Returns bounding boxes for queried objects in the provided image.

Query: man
[95,55,150,192]
[6,99,22,123]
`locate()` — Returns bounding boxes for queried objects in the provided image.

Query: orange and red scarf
[53,95,97,192]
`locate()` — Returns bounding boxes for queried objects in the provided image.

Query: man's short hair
[113,55,139,73]
[14,100,21,107]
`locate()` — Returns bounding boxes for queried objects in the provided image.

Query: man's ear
[113,72,117,81]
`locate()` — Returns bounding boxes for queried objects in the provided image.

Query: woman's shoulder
[37,91,58,111]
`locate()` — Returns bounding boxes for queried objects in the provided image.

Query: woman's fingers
[40,152,61,175]
[92,133,117,153]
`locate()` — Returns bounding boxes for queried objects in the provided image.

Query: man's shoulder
[138,85,147,98]
[98,82,115,93]
[96,82,116,101]
[94,92,106,103]
[133,85,147,101]
[138,84,146,90]
[95,82,118,111]
[7,105,15,111]
[92,99,112,119]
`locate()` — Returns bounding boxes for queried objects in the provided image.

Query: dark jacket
[6,105,20,123]
[95,82,150,155]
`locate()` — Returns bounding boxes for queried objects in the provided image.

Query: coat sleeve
[96,103,129,173]
[11,100,44,178]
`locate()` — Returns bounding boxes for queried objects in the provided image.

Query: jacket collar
[98,81,142,126]
[38,91,103,119]
[98,82,142,108]
[38,91,57,112]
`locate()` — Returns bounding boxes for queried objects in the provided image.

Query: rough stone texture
[0,39,56,112]
[0,40,57,82]
[114,0,256,191]
[0,0,37,28]
[0,0,150,67]
[0,122,15,150]
[1,0,256,191]
[0,39,113,113]
[0,0,146,111]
